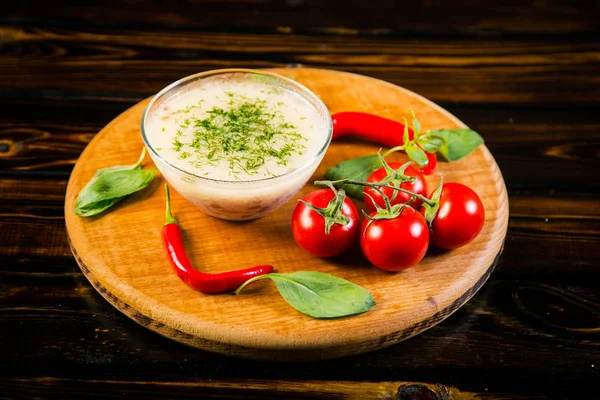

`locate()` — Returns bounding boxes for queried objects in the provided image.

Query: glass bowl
[141,69,332,221]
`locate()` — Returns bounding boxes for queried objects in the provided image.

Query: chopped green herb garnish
[167,93,307,178]
[172,100,204,115]
[172,138,184,152]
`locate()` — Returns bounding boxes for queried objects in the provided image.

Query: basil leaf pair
[419,129,484,162]
[237,271,375,319]
[74,148,155,217]
[324,128,484,200]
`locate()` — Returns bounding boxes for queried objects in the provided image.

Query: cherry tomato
[423,182,485,250]
[360,207,429,271]
[419,148,437,175]
[363,162,428,213]
[292,189,360,257]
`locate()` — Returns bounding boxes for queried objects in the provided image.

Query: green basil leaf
[429,129,484,161]
[324,154,381,199]
[238,271,375,318]
[418,136,444,154]
[74,197,125,217]
[74,169,155,216]
[405,144,428,167]
[81,164,140,190]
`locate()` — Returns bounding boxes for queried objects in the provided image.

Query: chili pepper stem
[315,179,437,208]
[164,184,178,225]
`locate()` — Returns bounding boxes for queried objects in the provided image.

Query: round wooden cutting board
[65,68,508,361]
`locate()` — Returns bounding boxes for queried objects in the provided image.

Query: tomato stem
[315,179,437,207]
[298,185,350,234]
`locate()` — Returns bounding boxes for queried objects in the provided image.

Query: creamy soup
[145,76,326,181]
[143,71,331,220]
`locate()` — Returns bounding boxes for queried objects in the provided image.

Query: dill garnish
[170,92,307,178]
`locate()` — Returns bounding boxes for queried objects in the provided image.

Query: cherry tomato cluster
[291,160,485,272]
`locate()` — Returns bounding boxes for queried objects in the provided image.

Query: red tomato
[363,163,428,213]
[423,182,485,250]
[292,189,360,257]
[360,207,429,271]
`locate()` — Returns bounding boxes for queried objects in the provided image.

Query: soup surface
[145,75,327,181]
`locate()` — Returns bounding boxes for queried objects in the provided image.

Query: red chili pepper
[161,185,274,293]
[331,111,437,175]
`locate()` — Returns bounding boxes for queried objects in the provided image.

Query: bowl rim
[141,68,333,185]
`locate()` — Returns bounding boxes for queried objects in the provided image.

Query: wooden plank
[0,27,598,104]
[0,178,70,258]
[2,0,599,36]
[0,377,539,399]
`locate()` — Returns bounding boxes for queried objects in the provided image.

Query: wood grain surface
[1,1,599,398]
[64,68,508,360]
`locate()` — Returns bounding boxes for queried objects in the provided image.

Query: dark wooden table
[1,1,599,399]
